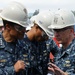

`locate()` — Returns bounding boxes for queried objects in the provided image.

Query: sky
[0,0,75,13]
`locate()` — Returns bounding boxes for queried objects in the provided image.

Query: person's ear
[70,28,74,34]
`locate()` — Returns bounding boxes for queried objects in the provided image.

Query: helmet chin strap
[41,31,48,40]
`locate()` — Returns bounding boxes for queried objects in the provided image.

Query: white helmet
[0,18,3,26]
[48,9,75,29]
[0,1,28,27]
[26,15,37,31]
[29,15,37,27]
[34,11,54,37]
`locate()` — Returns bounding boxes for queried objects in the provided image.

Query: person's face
[53,27,73,44]
[7,24,26,40]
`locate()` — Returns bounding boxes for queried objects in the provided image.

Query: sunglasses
[14,25,26,32]
[53,27,71,32]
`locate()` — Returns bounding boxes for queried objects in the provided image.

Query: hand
[14,60,25,72]
[48,63,68,75]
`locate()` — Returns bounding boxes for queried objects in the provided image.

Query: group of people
[0,1,75,75]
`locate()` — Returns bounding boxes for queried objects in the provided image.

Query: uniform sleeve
[46,39,59,56]
[50,39,59,56]
[66,53,75,75]
[0,51,16,75]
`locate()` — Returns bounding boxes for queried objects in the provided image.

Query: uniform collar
[2,36,18,54]
[61,38,75,55]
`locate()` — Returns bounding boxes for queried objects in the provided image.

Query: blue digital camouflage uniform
[54,38,75,75]
[46,38,59,57]
[0,32,20,75]
[18,34,59,75]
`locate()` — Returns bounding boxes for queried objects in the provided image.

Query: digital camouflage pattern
[0,32,20,75]
[54,39,75,75]
[18,34,59,75]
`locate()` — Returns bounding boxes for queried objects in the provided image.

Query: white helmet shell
[26,15,37,31]
[0,2,28,27]
[29,15,37,27]
[0,18,3,26]
[48,9,75,29]
[34,11,54,37]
